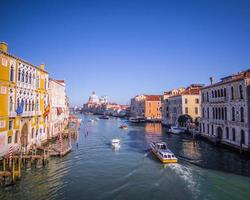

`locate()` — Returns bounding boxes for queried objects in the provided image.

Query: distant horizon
[1,0,250,106]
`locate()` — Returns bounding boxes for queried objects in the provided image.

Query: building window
[211,125,214,135]
[218,90,220,97]
[224,88,227,97]
[10,65,14,82]
[207,124,209,134]
[9,96,13,112]
[215,90,217,98]
[8,136,12,144]
[195,98,199,104]
[225,107,227,120]
[29,73,32,84]
[202,93,204,102]
[232,128,236,141]
[202,108,205,118]
[185,98,188,104]
[15,131,19,143]
[207,107,209,118]
[221,107,224,120]
[215,108,218,119]
[239,85,243,99]
[206,92,209,102]
[232,107,235,121]
[218,107,221,120]
[195,107,198,115]
[241,130,245,145]
[220,89,223,97]
[212,91,214,98]
[185,107,188,114]
[226,127,229,139]
[31,128,34,139]
[18,68,21,81]
[9,120,13,130]
[22,70,25,82]
[240,107,244,122]
[231,86,234,100]
[203,123,205,133]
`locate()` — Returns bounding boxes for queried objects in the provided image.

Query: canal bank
[0,114,250,200]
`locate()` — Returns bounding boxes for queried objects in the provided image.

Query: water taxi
[150,142,178,164]
[111,139,120,149]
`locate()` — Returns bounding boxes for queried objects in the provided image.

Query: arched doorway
[217,127,223,140]
[21,123,28,147]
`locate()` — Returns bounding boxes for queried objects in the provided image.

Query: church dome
[88,91,99,104]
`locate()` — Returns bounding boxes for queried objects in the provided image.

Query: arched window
[241,130,245,145]
[239,85,243,99]
[15,131,19,143]
[231,86,234,100]
[22,70,25,82]
[224,107,227,120]
[218,90,220,97]
[25,99,28,111]
[232,128,236,141]
[232,107,235,121]
[32,100,35,111]
[224,88,227,97]
[9,97,13,112]
[218,107,221,120]
[25,72,28,83]
[215,107,218,119]
[18,68,21,81]
[29,73,32,84]
[215,90,217,98]
[221,107,224,120]
[10,65,14,82]
[212,91,214,98]
[212,108,215,118]
[240,107,244,122]
[207,107,209,118]
[28,100,31,111]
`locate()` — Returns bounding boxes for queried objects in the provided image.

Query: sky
[1,0,250,106]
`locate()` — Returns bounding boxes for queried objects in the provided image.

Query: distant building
[199,70,250,151]
[48,79,69,139]
[130,94,162,121]
[163,84,202,126]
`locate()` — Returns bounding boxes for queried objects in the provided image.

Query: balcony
[9,111,17,118]
[209,97,228,103]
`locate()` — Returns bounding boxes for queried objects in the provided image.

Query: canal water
[1,114,250,200]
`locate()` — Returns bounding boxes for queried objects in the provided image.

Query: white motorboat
[88,119,94,123]
[111,139,120,149]
[150,142,178,164]
[169,126,183,134]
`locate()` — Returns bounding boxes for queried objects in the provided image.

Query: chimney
[40,63,45,70]
[209,77,214,85]
[0,42,8,53]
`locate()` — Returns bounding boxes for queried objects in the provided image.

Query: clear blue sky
[1,0,250,106]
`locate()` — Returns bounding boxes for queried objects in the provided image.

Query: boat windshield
[157,144,167,149]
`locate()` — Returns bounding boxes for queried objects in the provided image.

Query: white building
[48,79,69,139]
[199,70,250,151]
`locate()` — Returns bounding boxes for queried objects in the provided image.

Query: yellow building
[0,42,49,156]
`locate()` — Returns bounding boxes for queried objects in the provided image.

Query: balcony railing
[209,97,228,103]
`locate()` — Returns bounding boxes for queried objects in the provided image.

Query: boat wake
[168,164,200,198]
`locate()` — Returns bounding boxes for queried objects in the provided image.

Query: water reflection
[145,123,162,135]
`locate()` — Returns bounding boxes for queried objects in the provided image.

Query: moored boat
[150,142,178,164]
[99,115,109,120]
[168,126,183,134]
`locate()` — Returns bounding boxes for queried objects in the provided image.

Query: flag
[16,100,24,115]
[43,104,50,118]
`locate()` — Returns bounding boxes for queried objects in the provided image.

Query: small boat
[88,119,94,123]
[129,117,146,123]
[150,142,178,164]
[119,124,128,130]
[111,139,120,149]
[168,126,183,134]
[99,115,109,120]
